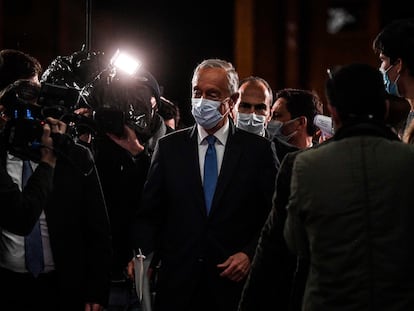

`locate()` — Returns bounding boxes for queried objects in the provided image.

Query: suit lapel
[187,126,207,215]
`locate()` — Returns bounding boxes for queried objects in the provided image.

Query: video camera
[40,48,143,138]
[83,50,160,141]
[1,79,77,162]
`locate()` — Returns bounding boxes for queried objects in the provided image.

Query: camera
[1,79,76,162]
[38,82,82,112]
[93,108,126,137]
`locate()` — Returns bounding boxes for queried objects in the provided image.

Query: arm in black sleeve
[0,161,54,235]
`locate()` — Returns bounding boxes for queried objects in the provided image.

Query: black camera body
[3,111,45,162]
[93,108,125,137]
[1,80,77,162]
[38,82,81,112]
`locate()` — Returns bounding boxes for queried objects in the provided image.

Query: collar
[197,119,229,146]
[334,120,400,142]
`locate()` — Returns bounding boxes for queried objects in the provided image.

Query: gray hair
[191,58,239,95]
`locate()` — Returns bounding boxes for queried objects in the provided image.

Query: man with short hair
[130,58,277,311]
[232,76,273,137]
[373,18,414,132]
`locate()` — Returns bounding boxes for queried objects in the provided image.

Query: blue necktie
[22,160,44,277]
[204,135,218,214]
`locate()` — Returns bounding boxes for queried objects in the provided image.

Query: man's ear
[298,116,307,129]
[229,93,239,109]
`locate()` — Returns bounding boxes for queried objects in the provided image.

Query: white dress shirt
[0,153,55,273]
[196,119,229,184]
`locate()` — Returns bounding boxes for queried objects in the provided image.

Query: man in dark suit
[130,58,277,311]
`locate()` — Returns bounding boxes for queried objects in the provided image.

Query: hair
[192,58,239,95]
[239,75,274,107]
[0,49,42,90]
[373,18,414,77]
[325,63,386,122]
[274,88,321,136]
[158,96,180,125]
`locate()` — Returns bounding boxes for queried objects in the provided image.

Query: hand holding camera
[106,125,145,156]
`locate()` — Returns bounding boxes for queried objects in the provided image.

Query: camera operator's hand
[46,117,67,135]
[74,107,93,118]
[106,125,145,156]
[39,123,57,168]
[40,118,67,167]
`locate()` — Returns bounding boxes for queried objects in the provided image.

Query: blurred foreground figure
[284,63,414,311]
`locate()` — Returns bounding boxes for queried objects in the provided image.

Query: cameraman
[88,67,171,311]
[0,49,112,311]
[0,108,57,235]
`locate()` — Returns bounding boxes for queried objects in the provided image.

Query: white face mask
[236,112,266,136]
[267,118,298,142]
[191,98,224,129]
[266,120,283,139]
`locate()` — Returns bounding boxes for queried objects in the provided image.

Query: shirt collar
[197,118,229,146]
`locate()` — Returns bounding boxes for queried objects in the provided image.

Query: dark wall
[0,0,234,127]
[86,1,235,127]
[0,0,412,125]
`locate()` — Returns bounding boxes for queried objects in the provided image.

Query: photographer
[88,66,171,311]
[0,49,59,234]
[41,47,172,309]
[0,107,56,235]
[0,49,112,311]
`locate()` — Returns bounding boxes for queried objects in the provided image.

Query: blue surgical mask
[236,112,266,136]
[191,98,224,129]
[380,65,400,96]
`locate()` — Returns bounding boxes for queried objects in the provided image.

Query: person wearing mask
[373,18,414,132]
[232,76,273,137]
[284,63,414,310]
[0,49,112,311]
[129,58,277,311]
[268,88,321,164]
[238,87,322,311]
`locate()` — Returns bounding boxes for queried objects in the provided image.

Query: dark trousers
[0,266,59,311]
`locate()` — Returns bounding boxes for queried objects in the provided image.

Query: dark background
[92,1,235,127]
[0,0,412,126]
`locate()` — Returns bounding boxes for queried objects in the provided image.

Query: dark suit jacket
[45,143,112,309]
[134,121,277,311]
[238,149,304,311]
[0,160,54,235]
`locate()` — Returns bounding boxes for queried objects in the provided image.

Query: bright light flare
[110,49,142,75]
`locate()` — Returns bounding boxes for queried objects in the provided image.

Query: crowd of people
[1,17,414,311]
